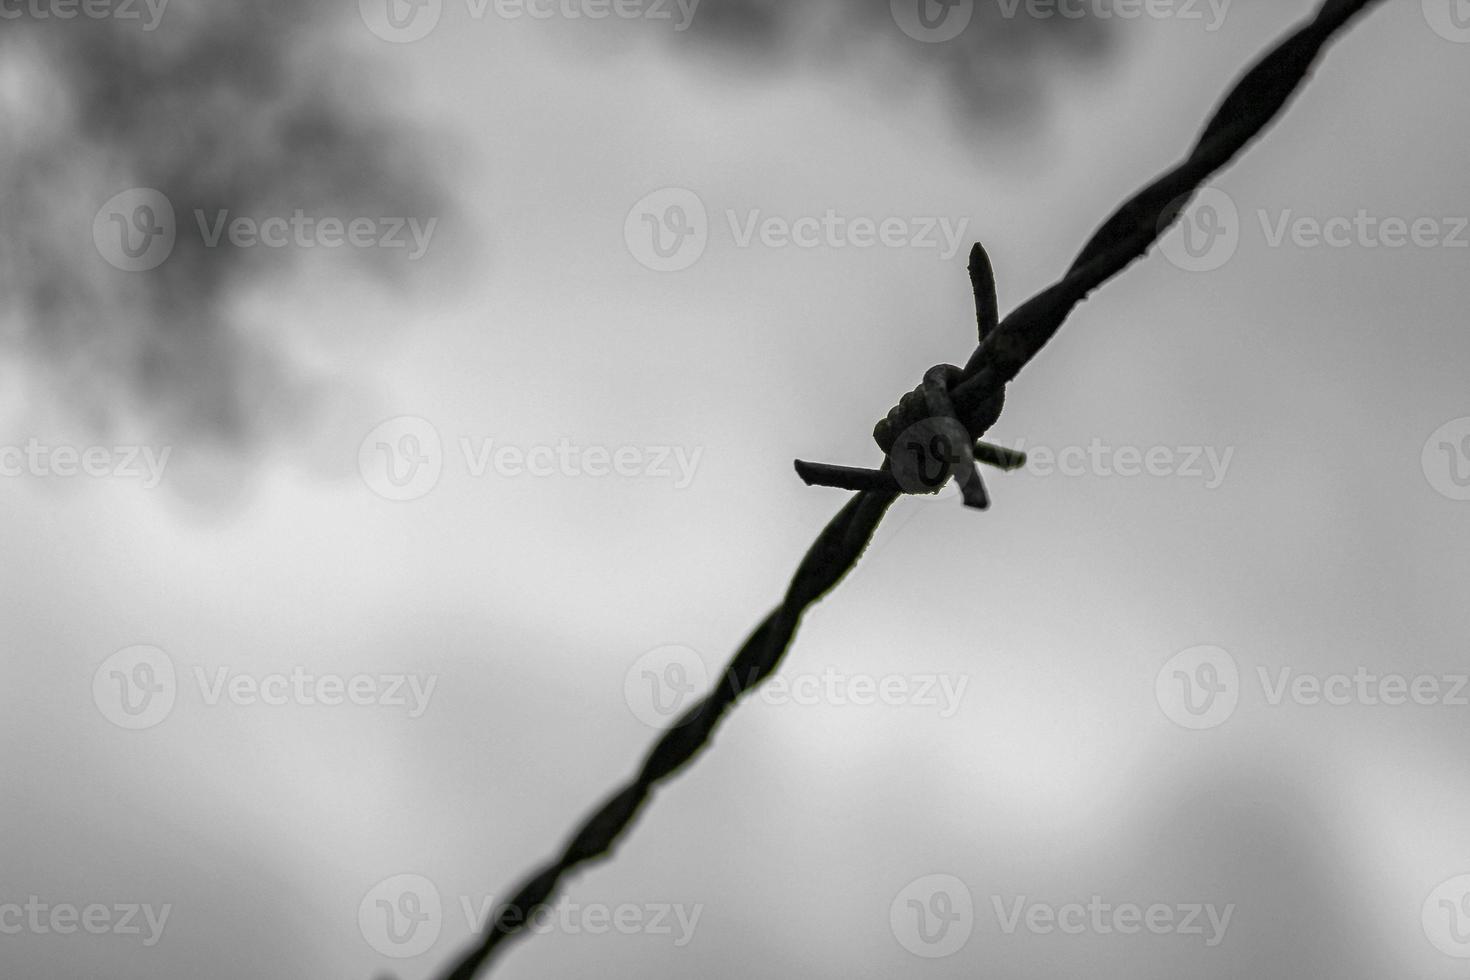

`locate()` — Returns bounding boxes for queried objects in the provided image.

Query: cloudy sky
[4,1,1470,978]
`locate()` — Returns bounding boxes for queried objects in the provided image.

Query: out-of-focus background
[3,1,1469,977]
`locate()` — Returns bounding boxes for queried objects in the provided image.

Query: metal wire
[431,3,1388,976]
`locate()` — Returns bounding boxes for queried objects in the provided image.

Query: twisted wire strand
[433,2,1386,976]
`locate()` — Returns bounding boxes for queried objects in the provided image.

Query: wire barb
[428,3,1391,976]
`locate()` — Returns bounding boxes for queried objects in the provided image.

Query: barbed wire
[431,2,1387,976]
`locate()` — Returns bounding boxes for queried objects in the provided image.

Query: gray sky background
[4,2,1470,978]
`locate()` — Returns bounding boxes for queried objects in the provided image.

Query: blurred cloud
[665,0,1113,122]
[0,3,445,478]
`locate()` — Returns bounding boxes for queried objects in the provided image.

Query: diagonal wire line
[432,2,1387,976]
